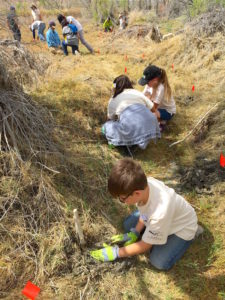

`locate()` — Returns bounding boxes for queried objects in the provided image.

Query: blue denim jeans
[62,40,78,55]
[123,210,193,270]
[38,23,46,41]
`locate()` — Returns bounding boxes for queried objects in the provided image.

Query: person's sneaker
[75,50,80,56]
[195,224,204,238]
[108,143,115,149]
[160,123,166,132]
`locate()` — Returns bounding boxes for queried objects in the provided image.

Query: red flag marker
[192,85,195,92]
[172,64,174,71]
[124,67,127,73]
[220,153,225,168]
[22,281,40,300]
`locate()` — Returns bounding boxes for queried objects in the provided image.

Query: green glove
[111,228,140,246]
[90,245,119,262]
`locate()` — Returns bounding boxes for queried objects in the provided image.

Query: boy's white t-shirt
[66,16,82,32]
[107,88,154,119]
[137,177,198,245]
[143,83,176,114]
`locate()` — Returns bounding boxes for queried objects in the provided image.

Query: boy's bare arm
[118,240,152,257]
[135,217,145,233]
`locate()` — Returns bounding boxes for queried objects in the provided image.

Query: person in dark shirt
[7,6,21,42]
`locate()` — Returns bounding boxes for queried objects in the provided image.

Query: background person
[57,14,93,54]
[61,19,79,56]
[119,12,127,30]
[31,4,42,21]
[139,65,176,131]
[46,21,61,54]
[7,6,21,42]
[103,16,113,32]
[30,20,46,41]
[102,75,160,150]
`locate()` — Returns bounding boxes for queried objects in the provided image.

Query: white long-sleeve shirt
[66,16,82,32]
[107,89,153,119]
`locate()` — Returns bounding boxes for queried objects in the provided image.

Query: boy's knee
[123,219,132,233]
[149,256,172,271]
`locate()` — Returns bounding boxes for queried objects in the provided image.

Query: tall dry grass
[0,9,225,300]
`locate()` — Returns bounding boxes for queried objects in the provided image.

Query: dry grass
[0,10,225,300]
[128,9,157,26]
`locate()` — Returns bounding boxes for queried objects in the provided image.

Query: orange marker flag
[220,153,225,168]
[97,49,100,54]
[125,67,127,73]
[142,53,145,59]
[22,281,40,300]
[192,85,195,92]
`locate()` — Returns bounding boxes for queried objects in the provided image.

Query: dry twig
[169,102,219,147]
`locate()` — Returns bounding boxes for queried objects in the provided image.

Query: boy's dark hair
[108,158,147,197]
[113,75,133,98]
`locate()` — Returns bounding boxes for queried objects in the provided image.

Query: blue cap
[10,6,15,10]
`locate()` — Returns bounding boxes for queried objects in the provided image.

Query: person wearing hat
[46,21,61,54]
[138,65,176,131]
[31,4,42,22]
[7,6,21,42]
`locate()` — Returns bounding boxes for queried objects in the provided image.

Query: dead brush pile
[112,24,162,42]
[0,40,75,297]
[0,153,69,293]
[187,8,225,37]
[0,39,49,90]
[0,90,55,158]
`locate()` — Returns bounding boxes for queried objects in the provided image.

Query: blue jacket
[46,28,61,47]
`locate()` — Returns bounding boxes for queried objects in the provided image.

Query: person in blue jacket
[46,21,61,54]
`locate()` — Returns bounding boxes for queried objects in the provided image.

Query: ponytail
[159,68,172,102]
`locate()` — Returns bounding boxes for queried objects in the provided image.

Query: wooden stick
[73,209,86,246]
[80,277,90,300]
[36,162,60,174]
[169,102,219,148]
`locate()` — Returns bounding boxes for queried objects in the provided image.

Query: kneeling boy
[91,158,202,270]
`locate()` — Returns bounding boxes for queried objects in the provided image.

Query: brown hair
[158,68,172,102]
[108,158,147,197]
[113,75,133,98]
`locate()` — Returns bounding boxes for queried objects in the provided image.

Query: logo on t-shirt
[149,230,159,236]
